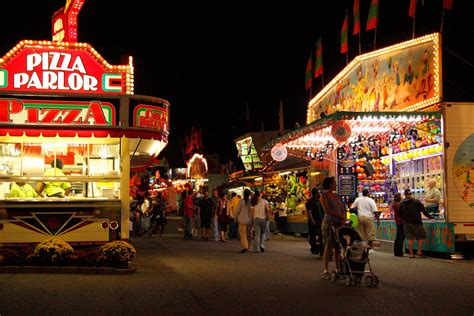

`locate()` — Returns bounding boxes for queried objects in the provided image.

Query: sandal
[416,254,426,258]
[409,255,416,258]
[320,271,331,280]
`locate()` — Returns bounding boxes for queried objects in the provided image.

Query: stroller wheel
[365,275,373,287]
[372,275,379,287]
[350,275,357,286]
[356,275,362,284]
[344,276,351,286]
[330,272,337,283]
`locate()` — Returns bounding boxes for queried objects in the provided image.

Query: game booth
[0,1,170,246]
[262,33,474,255]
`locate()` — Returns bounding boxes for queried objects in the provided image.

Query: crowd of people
[130,174,169,237]
[178,188,274,253]
[128,171,440,273]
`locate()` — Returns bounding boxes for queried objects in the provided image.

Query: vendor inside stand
[36,158,72,198]
[10,173,37,198]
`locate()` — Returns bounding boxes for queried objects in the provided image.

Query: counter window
[0,140,121,200]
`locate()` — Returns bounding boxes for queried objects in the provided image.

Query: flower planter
[0,265,136,275]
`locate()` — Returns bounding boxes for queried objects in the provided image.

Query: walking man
[211,189,221,242]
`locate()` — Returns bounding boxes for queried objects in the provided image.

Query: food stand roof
[262,110,442,158]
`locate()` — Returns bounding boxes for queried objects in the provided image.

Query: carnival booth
[0,1,169,245]
[263,33,474,254]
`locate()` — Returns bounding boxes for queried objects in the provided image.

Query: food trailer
[262,33,474,255]
[0,1,169,246]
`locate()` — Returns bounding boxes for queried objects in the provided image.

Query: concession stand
[263,33,474,254]
[0,1,169,245]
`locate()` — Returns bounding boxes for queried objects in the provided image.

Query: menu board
[339,175,356,196]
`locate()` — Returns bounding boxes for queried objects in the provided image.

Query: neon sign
[0,42,132,95]
[52,0,85,43]
[133,104,169,133]
[0,98,116,126]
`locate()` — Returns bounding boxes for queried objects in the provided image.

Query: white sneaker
[369,249,375,254]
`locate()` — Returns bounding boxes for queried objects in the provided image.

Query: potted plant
[97,240,137,269]
[28,238,74,266]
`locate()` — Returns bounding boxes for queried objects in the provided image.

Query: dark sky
[1,1,473,168]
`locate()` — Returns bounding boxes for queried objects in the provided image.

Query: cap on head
[404,188,412,195]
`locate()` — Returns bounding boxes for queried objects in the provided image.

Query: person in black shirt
[306,188,324,256]
[399,189,434,258]
[198,191,213,241]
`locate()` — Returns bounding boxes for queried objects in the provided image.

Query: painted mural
[453,134,474,208]
[376,221,454,253]
[308,34,441,123]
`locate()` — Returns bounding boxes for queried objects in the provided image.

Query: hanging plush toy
[287,174,298,194]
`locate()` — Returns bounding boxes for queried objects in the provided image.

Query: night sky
[1,1,473,168]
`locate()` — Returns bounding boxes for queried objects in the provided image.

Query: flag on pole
[305,51,313,90]
[314,38,323,78]
[279,101,284,135]
[366,0,379,31]
[340,12,349,54]
[353,0,360,35]
[443,0,453,10]
[409,0,418,18]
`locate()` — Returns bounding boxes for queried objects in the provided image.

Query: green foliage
[29,238,74,265]
[98,240,137,268]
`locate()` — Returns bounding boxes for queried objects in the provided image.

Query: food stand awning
[0,126,168,141]
[262,111,442,160]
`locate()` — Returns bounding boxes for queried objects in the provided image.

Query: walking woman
[392,193,405,256]
[251,190,271,253]
[235,189,253,253]
[217,193,230,242]
[319,176,346,280]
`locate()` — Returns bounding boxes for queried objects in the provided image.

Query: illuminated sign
[307,33,442,123]
[51,0,85,43]
[0,41,133,95]
[133,104,169,133]
[236,136,263,170]
[0,98,116,126]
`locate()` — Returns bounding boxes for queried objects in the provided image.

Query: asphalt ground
[1,221,473,316]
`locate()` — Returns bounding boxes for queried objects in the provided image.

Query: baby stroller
[329,225,379,287]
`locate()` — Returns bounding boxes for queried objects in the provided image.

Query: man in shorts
[351,189,377,249]
[399,189,434,258]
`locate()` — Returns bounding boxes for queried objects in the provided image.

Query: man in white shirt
[351,189,378,248]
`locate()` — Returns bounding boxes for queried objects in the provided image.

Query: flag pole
[373,27,377,50]
[358,33,362,55]
[412,16,416,39]
[440,9,445,33]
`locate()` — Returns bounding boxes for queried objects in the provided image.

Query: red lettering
[26,107,39,123]
[0,99,23,123]
[40,108,61,123]
[83,101,107,125]
[61,109,82,124]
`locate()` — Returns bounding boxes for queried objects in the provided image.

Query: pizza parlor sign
[0,42,131,95]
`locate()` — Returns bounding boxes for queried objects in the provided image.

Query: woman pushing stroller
[319,176,347,280]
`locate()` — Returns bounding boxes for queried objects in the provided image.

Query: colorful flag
[366,0,379,31]
[409,0,418,18]
[353,0,360,35]
[305,51,313,90]
[443,0,453,10]
[314,38,323,78]
[340,12,349,53]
